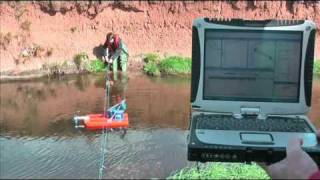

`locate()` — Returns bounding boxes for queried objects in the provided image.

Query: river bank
[0,53,192,82]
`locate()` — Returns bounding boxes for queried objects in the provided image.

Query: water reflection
[0,72,191,179]
[1,73,189,135]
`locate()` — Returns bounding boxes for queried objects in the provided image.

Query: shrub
[143,61,160,76]
[89,58,107,72]
[159,56,191,74]
[142,54,191,76]
[73,52,89,70]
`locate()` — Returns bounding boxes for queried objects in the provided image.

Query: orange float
[73,113,129,130]
[73,96,129,131]
[73,99,129,130]
[86,113,128,130]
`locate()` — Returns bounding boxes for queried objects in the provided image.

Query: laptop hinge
[236,107,266,120]
[240,107,260,115]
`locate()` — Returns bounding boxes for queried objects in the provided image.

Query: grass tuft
[159,56,191,75]
[73,52,89,71]
[168,162,270,179]
[143,61,160,76]
[89,58,107,73]
[143,54,191,76]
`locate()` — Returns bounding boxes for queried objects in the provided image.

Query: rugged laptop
[187,18,320,164]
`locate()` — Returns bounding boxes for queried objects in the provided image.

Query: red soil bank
[0,1,319,73]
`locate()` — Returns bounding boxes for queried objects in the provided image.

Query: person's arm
[265,137,319,179]
[102,47,111,63]
[110,41,123,61]
[309,170,320,179]
[102,40,109,62]
[105,48,110,61]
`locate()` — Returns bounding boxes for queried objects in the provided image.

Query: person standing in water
[102,32,129,76]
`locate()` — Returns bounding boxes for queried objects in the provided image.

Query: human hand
[266,138,318,179]
[109,80,114,86]
[105,80,114,88]
[106,58,113,64]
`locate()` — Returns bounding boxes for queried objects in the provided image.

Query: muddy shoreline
[0,58,145,82]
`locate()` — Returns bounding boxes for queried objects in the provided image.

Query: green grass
[143,61,160,76]
[41,55,107,76]
[89,58,107,73]
[314,59,320,74]
[159,56,191,75]
[73,53,108,73]
[168,162,270,179]
[143,54,191,76]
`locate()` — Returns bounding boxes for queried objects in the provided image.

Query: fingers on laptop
[287,138,303,155]
[267,158,288,178]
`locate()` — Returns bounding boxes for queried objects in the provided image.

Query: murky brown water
[0,73,319,179]
[0,73,191,179]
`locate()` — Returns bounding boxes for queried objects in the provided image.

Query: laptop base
[188,118,320,165]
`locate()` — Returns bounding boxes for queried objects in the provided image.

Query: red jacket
[103,34,120,53]
[309,170,320,179]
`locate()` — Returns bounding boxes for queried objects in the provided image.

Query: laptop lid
[190,18,316,115]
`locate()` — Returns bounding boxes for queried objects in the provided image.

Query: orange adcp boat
[73,100,129,130]
[73,113,129,130]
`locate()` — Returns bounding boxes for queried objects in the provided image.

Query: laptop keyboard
[195,114,312,133]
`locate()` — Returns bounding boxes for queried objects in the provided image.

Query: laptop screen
[203,29,302,102]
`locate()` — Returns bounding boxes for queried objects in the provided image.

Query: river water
[0,73,319,179]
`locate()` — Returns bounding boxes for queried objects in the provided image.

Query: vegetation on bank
[88,58,107,72]
[143,55,320,77]
[168,162,270,179]
[54,52,193,77]
[143,53,191,76]
[40,52,107,76]
[8,51,319,78]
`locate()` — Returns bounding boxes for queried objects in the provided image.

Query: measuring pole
[98,70,111,179]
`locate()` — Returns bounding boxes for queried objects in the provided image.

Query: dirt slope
[0,1,319,74]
